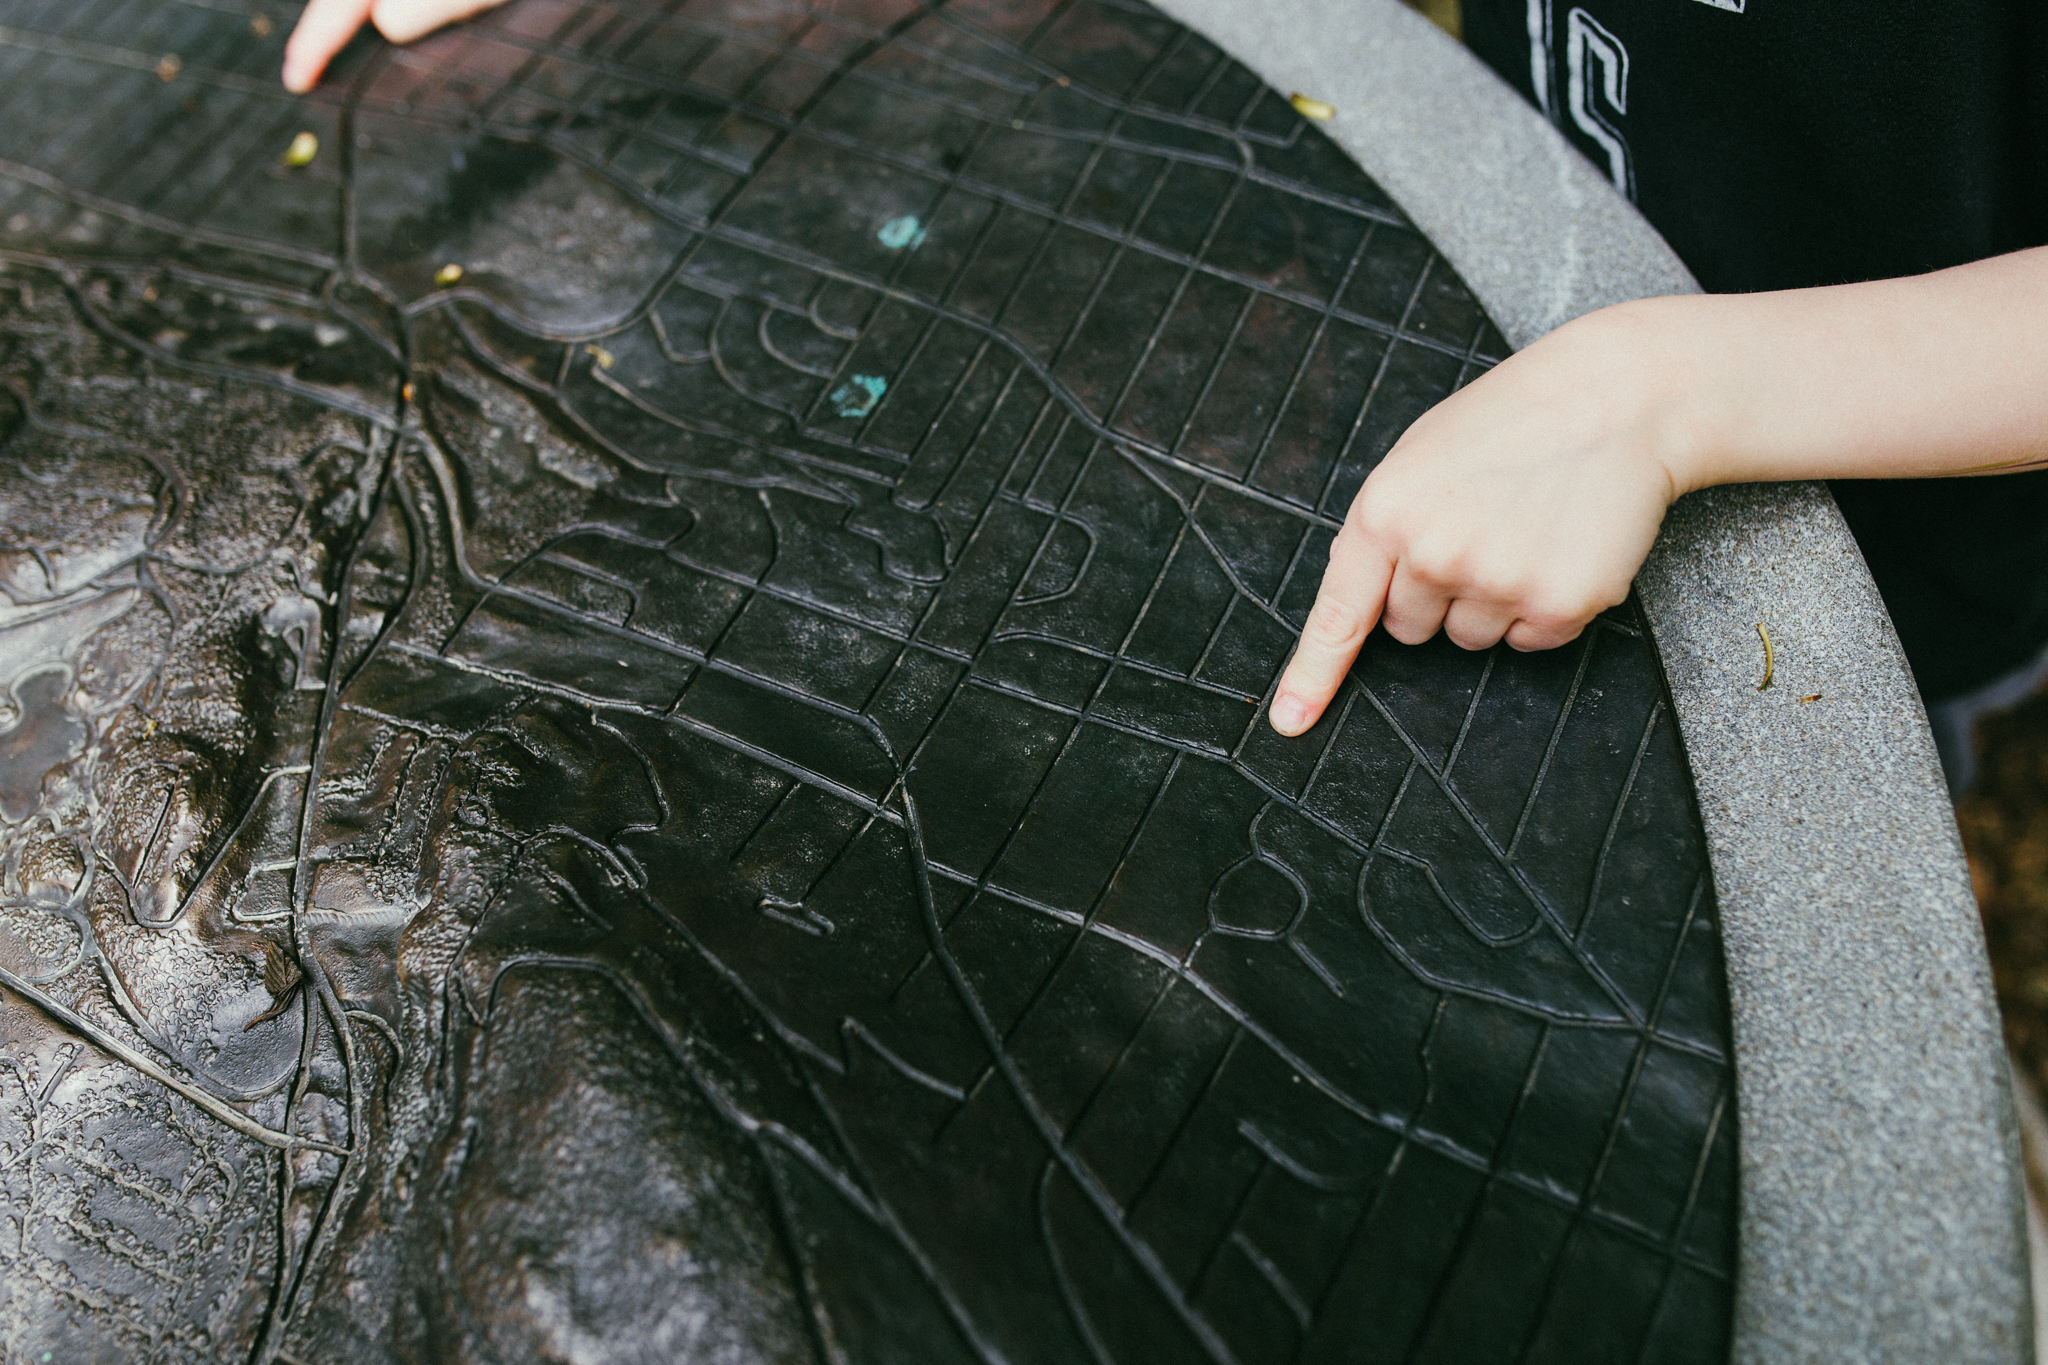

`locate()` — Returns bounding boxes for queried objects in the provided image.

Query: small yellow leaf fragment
[1755,622,1774,692]
[1800,693,1823,704]
[250,12,274,36]
[156,53,183,82]
[284,131,319,167]
[434,262,464,286]
[401,382,416,402]
[585,343,615,369]
[1289,92,1335,121]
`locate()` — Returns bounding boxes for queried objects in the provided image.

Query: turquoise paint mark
[876,214,928,250]
[830,374,887,419]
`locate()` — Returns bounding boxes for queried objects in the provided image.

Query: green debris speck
[830,374,887,419]
[876,215,928,250]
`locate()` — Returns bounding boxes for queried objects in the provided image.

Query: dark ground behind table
[1965,699,2048,1117]
[0,0,1733,1360]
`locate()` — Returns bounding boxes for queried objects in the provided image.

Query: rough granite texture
[1156,0,2031,1358]
[1642,484,2027,1361]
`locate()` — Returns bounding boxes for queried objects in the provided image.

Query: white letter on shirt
[1565,7,1634,198]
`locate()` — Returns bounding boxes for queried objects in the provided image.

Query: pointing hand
[283,0,511,93]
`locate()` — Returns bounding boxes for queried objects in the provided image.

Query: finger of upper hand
[371,0,511,44]
[1269,530,1392,737]
[282,0,375,92]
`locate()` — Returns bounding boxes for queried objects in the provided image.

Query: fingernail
[1270,694,1308,735]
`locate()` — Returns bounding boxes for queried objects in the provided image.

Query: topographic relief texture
[0,0,1735,1360]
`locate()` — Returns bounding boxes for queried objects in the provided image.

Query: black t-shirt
[1462,0,2048,700]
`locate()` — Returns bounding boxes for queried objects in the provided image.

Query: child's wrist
[1575,295,1742,499]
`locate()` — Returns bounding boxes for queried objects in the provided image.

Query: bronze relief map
[0,0,1735,1360]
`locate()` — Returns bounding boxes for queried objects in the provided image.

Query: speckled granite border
[1154,0,2031,1358]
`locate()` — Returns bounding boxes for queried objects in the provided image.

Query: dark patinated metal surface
[0,0,1735,1360]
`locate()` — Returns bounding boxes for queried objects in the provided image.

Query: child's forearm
[1643,244,2048,490]
[1267,245,2048,737]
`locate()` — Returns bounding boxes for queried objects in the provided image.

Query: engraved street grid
[0,0,1735,1360]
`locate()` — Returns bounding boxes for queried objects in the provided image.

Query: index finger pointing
[282,0,375,92]
[1269,527,1393,737]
